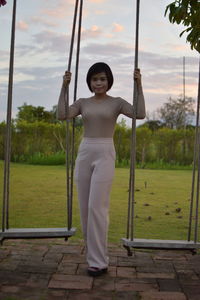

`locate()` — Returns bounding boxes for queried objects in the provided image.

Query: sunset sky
[0,0,199,125]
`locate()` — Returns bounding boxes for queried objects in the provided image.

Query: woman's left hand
[133,68,142,84]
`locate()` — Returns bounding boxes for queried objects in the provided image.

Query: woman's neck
[92,93,109,100]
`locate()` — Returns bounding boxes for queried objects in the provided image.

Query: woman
[57,62,145,276]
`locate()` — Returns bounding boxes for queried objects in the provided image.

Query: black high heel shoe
[87,267,108,277]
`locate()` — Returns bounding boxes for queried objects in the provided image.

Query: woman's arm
[134,68,146,119]
[57,71,81,120]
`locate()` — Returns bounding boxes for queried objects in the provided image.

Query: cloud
[32,30,70,54]
[94,10,107,15]
[112,23,124,33]
[0,50,9,60]
[163,43,189,52]
[30,16,58,28]
[82,25,102,40]
[82,42,132,59]
[16,20,29,31]
[88,0,106,3]
[41,0,74,19]
[15,44,39,57]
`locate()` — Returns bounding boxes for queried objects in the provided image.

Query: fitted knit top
[57,86,145,138]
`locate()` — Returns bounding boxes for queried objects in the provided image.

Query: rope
[65,0,80,230]
[188,59,200,241]
[126,0,140,241]
[2,0,17,231]
[194,59,200,243]
[65,0,83,230]
[69,0,83,230]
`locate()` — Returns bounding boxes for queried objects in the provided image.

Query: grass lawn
[0,161,199,243]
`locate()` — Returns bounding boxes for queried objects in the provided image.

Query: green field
[0,161,199,243]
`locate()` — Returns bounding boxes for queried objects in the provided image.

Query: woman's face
[90,72,108,95]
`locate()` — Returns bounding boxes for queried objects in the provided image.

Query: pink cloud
[41,0,74,19]
[82,25,102,40]
[88,0,106,3]
[112,23,124,33]
[30,16,58,28]
[16,20,29,31]
[94,10,107,15]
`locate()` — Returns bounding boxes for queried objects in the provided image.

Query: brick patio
[0,238,200,299]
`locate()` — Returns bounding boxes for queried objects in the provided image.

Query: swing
[122,0,200,255]
[1,0,200,254]
[0,0,83,243]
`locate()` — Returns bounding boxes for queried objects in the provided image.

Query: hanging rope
[65,0,83,230]
[126,0,140,242]
[188,59,200,242]
[69,0,83,229]
[2,0,17,232]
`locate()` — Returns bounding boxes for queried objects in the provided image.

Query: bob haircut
[86,62,114,92]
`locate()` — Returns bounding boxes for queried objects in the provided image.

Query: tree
[139,120,164,131]
[16,103,56,123]
[157,96,195,129]
[136,127,152,166]
[165,0,200,53]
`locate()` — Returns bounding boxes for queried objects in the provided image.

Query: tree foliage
[165,0,200,53]
[16,103,56,123]
[157,96,195,129]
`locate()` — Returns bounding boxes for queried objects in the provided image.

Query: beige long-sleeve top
[57,86,145,138]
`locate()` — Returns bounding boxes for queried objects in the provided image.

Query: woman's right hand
[63,71,72,87]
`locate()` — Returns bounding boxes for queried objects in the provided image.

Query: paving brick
[112,291,141,300]
[0,249,10,260]
[154,261,174,271]
[48,273,93,289]
[108,255,118,266]
[45,289,69,300]
[137,266,175,274]
[153,251,188,261]
[179,278,200,286]
[62,253,86,264]
[49,244,84,254]
[117,266,137,278]
[0,260,18,271]
[140,291,187,300]
[173,262,196,271]
[16,261,58,274]
[182,284,200,300]
[0,286,47,300]
[68,290,114,300]
[106,266,117,277]
[43,252,63,263]
[26,273,50,288]
[57,262,78,274]
[132,259,154,268]
[135,251,153,259]
[10,254,43,263]
[0,239,199,300]
[177,269,199,280]
[0,285,21,293]
[117,257,135,267]
[137,272,175,279]
[77,263,92,276]
[31,244,49,255]
[157,279,182,292]
[0,270,29,285]
[115,277,158,292]
[93,277,115,290]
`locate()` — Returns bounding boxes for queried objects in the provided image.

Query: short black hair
[86,62,114,92]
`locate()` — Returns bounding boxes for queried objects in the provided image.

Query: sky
[0,0,199,125]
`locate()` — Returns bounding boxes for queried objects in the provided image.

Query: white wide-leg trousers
[75,138,115,269]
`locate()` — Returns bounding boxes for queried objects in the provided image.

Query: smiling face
[90,72,108,95]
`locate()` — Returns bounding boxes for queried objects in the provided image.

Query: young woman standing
[57,62,145,276]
